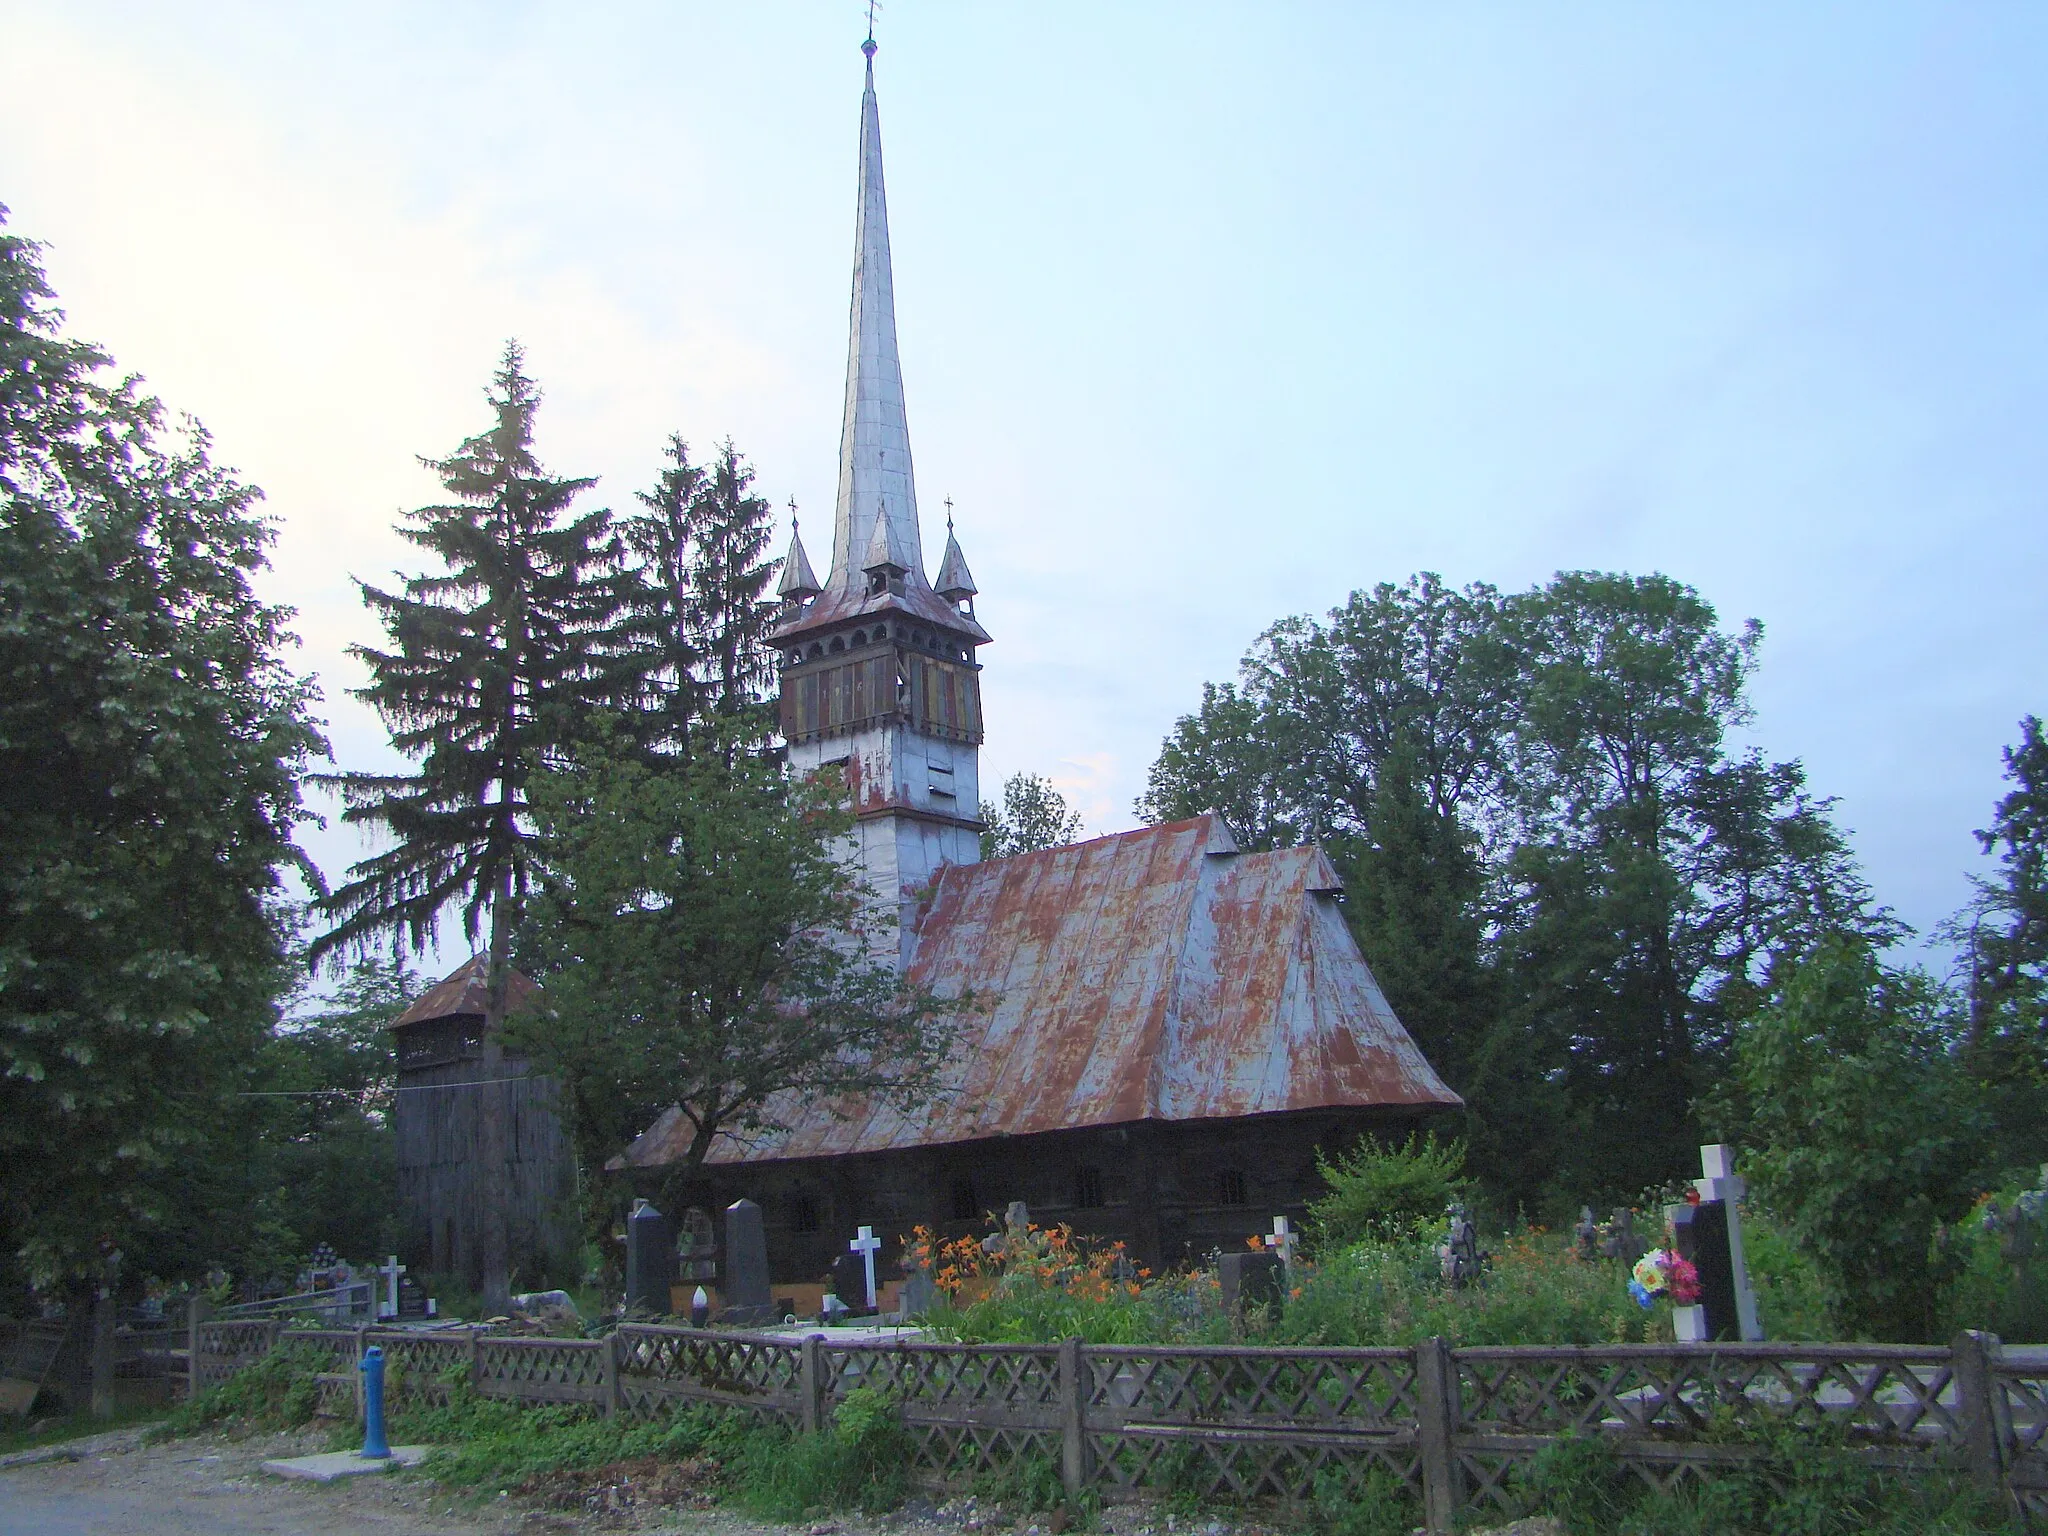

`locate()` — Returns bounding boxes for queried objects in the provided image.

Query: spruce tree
[615,436,779,751]
[312,343,621,1309]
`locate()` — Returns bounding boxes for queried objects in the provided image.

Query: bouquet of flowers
[1628,1248,1702,1309]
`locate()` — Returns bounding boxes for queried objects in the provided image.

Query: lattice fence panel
[194,1320,280,1390]
[1997,1359,2048,1521]
[842,1343,1062,1477]
[1086,1347,1422,1503]
[377,1330,477,1407]
[616,1326,802,1422]
[478,1336,608,1405]
[1457,1345,1960,1445]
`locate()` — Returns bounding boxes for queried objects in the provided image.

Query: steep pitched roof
[389,954,542,1029]
[618,814,1459,1169]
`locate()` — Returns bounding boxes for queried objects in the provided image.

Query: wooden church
[613,39,1462,1282]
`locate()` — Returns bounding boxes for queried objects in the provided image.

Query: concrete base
[260,1445,429,1481]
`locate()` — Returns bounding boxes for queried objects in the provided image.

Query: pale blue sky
[2,3,2042,974]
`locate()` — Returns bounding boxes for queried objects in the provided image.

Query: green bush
[1308,1133,1472,1248]
[1308,1464,1416,1536]
[156,1342,332,1436]
[1741,1209,1832,1341]
[734,1385,913,1518]
[1277,1230,1650,1348]
[971,1446,1067,1513]
[1935,1187,2048,1343]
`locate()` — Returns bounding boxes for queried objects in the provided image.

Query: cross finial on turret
[944,495,954,533]
[789,495,800,534]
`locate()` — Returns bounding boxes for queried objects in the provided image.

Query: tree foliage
[980,772,1085,860]
[0,208,323,1288]
[1139,569,1892,1212]
[1721,937,1993,1340]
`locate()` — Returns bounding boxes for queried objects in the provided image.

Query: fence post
[1060,1335,1093,1505]
[801,1334,825,1434]
[353,1324,369,1421]
[1951,1330,2005,1492]
[602,1329,622,1419]
[185,1295,212,1402]
[469,1327,483,1394]
[1415,1337,1464,1535]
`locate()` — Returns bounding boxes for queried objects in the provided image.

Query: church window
[1072,1167,1104,1210]
[829,636,845,654]
[809,644,824,660]
[949,1176,978,1222]
[851,629,867,647]
[1217,1169,1248,1207]
[790,1191,820,1234]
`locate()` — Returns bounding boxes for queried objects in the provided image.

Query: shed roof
[618,814,1459,1170]
[390,955,542,1030]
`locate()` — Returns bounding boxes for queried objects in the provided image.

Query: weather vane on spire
[864,0,881,55]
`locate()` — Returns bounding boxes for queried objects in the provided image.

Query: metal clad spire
[829,36,926,593]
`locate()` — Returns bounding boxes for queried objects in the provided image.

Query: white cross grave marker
[1263,1216,1298,1269]
[377,1254,407,1321]
[850,1225,882,1309]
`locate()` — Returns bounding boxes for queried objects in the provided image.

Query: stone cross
[850,1225,882,1309]
[1263,1216,1298,1269]
[376,1255,407,1320]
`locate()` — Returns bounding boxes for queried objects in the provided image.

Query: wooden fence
[190,1318,2048,1531]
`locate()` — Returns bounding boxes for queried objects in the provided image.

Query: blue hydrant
[357,1345,391,1460]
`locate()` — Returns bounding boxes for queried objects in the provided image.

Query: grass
[1507,1428,2026,1536]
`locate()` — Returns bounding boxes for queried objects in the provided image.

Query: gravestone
[1667,1144,1761,1342]
[829,1252,874,1316]
[1572,1207,1599,1261]
[1218,1251,1285,1323]
[625,1200,678,1316]
[721,1199,776,1326]
[680,1207,718,1284]
[898,1265,937,1320]
[397,1276,428,1320]
[1438,1203,1485,1288]
[1599,1207,1643,1264]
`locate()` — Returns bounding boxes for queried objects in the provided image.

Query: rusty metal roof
[619,814,1460,1170]
[390,955,542,1030]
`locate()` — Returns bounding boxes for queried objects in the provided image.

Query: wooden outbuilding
[389,957,576,1290]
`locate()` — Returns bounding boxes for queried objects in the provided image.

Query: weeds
[152,1341,331,1437]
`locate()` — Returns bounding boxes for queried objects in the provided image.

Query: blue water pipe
[357,1344,391,1459]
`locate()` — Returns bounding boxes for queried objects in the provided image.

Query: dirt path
[0,1427,641,1535]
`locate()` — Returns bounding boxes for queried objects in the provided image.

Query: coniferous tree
[1950,716,2048,1166]
[312,343,622,1309]
[615,436,779,751]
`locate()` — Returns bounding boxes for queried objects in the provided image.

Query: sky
[2,2,2043,978]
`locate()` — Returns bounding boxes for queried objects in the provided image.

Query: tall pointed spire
[829,35,926,595]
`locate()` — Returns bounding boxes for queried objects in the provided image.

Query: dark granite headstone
[626,1201,678,1315]
[1218,1251,1285,1323]
[1671,1201,1740,1342]
[829,1252,874,1316]
[720,1199,776,1326]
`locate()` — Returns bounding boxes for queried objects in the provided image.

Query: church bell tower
[773,36,990,966]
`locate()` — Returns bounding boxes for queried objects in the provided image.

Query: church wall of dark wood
[673,1107,1440,1286]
